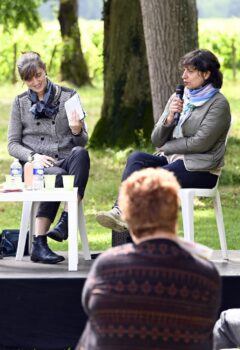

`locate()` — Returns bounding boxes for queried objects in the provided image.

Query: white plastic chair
[179,181,228,259]
[180,125,231,260]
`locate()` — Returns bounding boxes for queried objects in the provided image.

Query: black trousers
[121,151,218,188]
[37,146,90,222]
[114,151,218,208]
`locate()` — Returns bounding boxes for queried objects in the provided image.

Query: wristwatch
[28,151,35,162]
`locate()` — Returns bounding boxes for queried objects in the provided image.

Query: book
[64,93,86,120]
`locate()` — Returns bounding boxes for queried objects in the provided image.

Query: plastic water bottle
[32,159,44,190]
[10,159,23,188]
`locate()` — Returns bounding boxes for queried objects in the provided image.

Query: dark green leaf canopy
[0,0,42,32]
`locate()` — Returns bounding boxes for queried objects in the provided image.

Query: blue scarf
[28,79,59,119]
[173,83,219,138]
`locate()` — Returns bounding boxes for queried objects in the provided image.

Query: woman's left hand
[68,110,83,135]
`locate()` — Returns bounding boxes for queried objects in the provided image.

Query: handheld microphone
[174,84,184,125]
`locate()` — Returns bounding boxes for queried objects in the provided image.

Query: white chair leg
[68,199,79,271]
[78,201,91,260]
[213,191,228,260]
[16,201,32,260]
[28,202,40,254]
[180,190,195,241]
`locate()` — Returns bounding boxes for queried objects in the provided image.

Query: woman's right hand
[33,153,56,168]
[165,96,184,125]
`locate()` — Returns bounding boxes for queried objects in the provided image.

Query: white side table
[0,188,91,271]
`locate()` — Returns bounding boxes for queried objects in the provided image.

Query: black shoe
[31,236,65,264]
[47,211,68,242]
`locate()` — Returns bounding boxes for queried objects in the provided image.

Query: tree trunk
[58,0,90,86]
[140,0,198,122]
[12,43,17,84]
[90,0,153,148]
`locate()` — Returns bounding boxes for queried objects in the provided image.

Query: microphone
[174,84,184,125]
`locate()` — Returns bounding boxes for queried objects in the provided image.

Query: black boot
[47,211,68,242]
[0,246,3,259]
[31,236,65,264]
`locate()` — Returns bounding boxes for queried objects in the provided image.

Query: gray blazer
[8,84,88,163]
[151,92,231,171]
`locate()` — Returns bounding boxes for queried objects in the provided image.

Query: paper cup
[44,175,56,190]
[5,175,12,187]
[5,174,23,189]
[62,175,75,190]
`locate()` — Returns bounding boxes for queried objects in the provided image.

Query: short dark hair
[17,51,46,81]
[180,49,223,88]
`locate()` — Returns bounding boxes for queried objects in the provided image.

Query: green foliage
[0,19,103,83]
[220,137,240,185]
[0,0,42,32]
[134,129,148,149]
[0,23,61,82]
[79,19,103,80]
[105,148,134,163]
[199,19,240,78]
[1,16,239,87]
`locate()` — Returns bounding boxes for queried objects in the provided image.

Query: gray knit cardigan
[8,84,88,163]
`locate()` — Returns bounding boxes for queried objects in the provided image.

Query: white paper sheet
[64,94,85,120]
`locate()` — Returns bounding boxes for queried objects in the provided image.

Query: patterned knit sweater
[78,238,221,350]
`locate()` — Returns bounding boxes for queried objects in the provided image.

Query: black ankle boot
[31,236,65,264]
[0,246,3,259]
[47,211,68,242]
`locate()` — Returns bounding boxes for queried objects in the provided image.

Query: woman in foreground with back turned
[96,48,231,232]
[77,168,221,350]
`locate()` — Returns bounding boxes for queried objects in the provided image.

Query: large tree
[58,0,90,86]
[140,0,198,122]
[90,0,153,148]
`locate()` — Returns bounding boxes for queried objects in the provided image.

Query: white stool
[16,188,91,270]
[180,182,228,260]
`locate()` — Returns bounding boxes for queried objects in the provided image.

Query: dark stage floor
[0,252,97,350]
[0,250,240,350]
[0,250,240,278]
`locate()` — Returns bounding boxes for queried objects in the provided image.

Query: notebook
[64,93,86,120]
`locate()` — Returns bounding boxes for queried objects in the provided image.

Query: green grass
[1,77,240,252]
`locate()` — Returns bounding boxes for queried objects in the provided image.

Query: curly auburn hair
[119,168,180,238]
